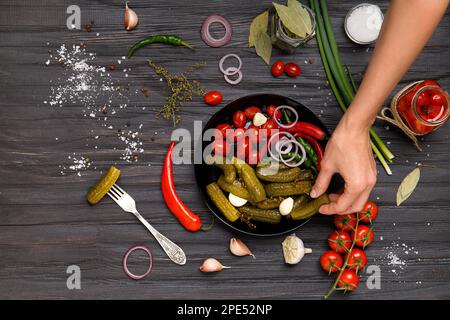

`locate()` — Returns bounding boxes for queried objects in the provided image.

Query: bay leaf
[249,10,269,48]
[254,32,272,65]
[396,167,421,206]
[273,2,307,38]
[287,0,313,35]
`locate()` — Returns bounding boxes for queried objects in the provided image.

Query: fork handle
[134,211,187,265]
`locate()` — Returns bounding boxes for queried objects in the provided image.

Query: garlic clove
[199,258,230,273]
[229,238,255,258]
[279,197,294,216]
[253,112,267,127]
[282,234,312,265]
[124,2,139,31]
[228,193,247,207]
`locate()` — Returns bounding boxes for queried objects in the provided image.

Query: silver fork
[107,184,186,265]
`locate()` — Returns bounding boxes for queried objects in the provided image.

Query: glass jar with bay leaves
[269,3,316,53]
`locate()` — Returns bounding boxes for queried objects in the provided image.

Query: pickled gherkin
[291,194,330,220]
[217,175,252,201]
[206,182,240,222]
[265,181,312,197]
[239,205,282,224]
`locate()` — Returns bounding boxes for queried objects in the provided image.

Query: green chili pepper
[128,35,193,58]
[296,136,318,165]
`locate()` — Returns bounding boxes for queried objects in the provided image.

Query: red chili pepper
[281,122,327,141]
[161,141,202,232]
[294,132,324,170]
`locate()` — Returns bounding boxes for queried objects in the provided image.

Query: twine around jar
[377,81,424,151]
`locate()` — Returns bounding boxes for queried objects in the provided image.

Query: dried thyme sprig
[147,59,206,126]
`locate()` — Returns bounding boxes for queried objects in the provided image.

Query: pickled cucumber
[208,155,236,183]
[291,194,330,220]
[87,166,121,205]
[238,206,282,224]
[256,166,302,183]
[293,194,310,210]
[206,182,240,222]
[217,175,252,201]
[265,181,312,197]
[234,159,266,202]
[256,197,284,209]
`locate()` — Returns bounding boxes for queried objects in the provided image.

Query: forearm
[344,0,448,132]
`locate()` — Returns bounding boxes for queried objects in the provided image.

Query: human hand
[310,115,377,215]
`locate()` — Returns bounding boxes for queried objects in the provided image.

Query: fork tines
[107,184,125,200]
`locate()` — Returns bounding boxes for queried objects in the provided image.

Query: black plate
[195,94,340,237]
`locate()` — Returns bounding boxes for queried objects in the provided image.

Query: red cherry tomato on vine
[345,248,367,272]
[284,62,301,77]
[328,230,351,253]
[352,225,374,248]
[203,91,223,106]
[215,123,232,140]
[261,119,279,137]
[334,213,357,232]
[247,125,261,143]
[244,106,262,119]
[357,200,378,223]
[271,60,285,77]
[233,111,247,128]
[266,104,282,120]
[417,91,430,107]
[337,269,359,291]
[212,139,231,156]
[320,250,343,273]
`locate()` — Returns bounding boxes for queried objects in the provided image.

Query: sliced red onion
[280,140,307,167]
[273,105,299,129]
[275,137,292,154]
[201,15,232,48]
[219,53,242,76]
[278,139,297,163]
[268,131,294,161]
[223,67,242,85]
[123,245,153,280]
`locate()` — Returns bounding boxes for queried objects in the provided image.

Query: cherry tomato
[357,200,378,223]
[231,127,246,142]
[203,91,223,106]
[215,123,232,140]
[244,106,262,119]
[284,62,301,77]
[334,213,357,232]
[247,125,261,143]
[247,147,260,165]
[271,60,285,77]
[320,250,343,273]
[328,230,351,253]
[233,111,247,128]
[266,104,282,120]
[236,137,250,161]
[345,248,367,272]
[430,92,446,107]
[337,269,359,291]
[352,225,374,248]
[212,139,231,156]
[261,119,279,137]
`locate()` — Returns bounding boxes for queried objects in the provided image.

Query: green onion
[310,0,394,174]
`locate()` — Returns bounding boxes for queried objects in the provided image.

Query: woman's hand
[310,113,377,215]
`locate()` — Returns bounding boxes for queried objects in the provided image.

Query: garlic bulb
[124,2,138,31]
[229,238,255,258]
[279,197,294,216]
[199,258,230,273]
[253,112,267,127]
[282,234,312,264]
[228,193,247,207]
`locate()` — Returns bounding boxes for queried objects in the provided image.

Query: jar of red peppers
[396,80,449,135]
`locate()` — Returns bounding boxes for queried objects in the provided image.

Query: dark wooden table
[0,0,449,300]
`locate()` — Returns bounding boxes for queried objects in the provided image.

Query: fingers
[319,190,357,215]
[310,166,334,199]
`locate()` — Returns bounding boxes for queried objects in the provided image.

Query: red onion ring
[123,244,153,280]
[219,54,242,76]
[280,140,306,167]
[201,15,232,48]
[268,131,294,161]
[223,67,242,85]
[273,105,299,129]
[278,139,298,163]
[276,137,293,154]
